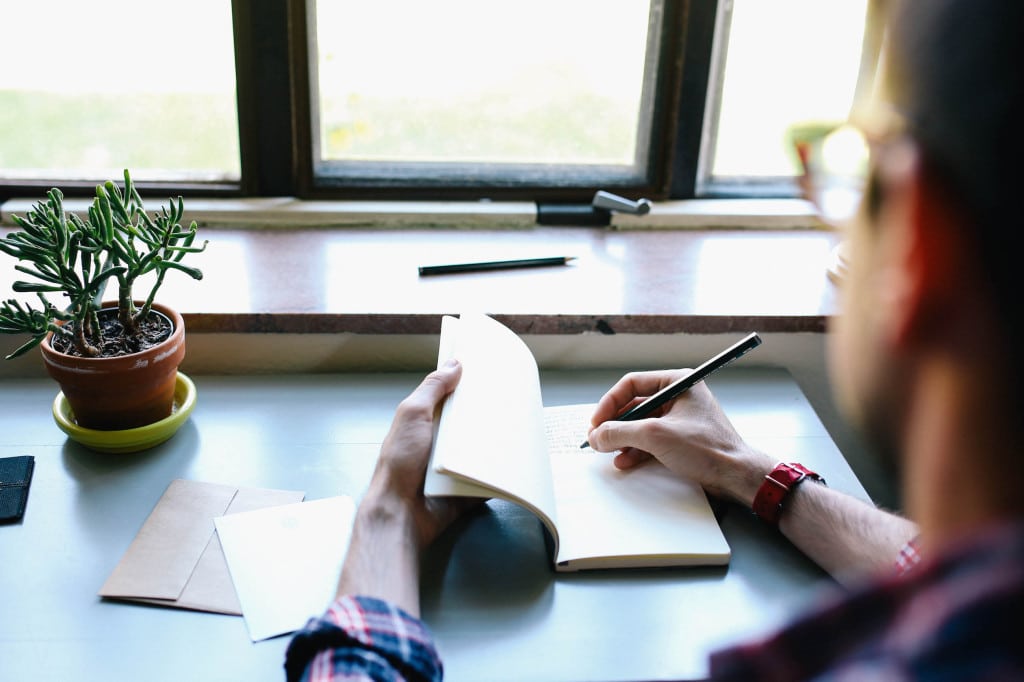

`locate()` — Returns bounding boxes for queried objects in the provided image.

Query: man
[286,0,1024,678]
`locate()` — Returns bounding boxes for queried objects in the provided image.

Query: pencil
[418,256,576,276]
[580,332,763,449]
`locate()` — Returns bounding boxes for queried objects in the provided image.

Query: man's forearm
[778,481,918,584]
[336,491,422,616]
[718,450,917,583]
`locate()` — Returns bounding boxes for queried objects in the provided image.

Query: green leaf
[4,334,46,360]
[157,261,204,280]
[68,212,88,233]
[97,191,115,244]
[12,282,63,293]
[167,244,208,264]
[93,265,127,286]
[13,264,62,284]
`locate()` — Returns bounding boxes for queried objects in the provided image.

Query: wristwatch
[752,462,825,526]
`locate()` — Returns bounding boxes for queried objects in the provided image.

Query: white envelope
[215,496,356,641]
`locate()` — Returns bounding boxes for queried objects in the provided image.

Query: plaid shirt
[710,522,1024,680]
[286,523,1024,681]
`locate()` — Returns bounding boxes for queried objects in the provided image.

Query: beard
[840,345,911,488]
[857,386,905,483]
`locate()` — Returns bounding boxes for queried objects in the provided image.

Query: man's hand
[585,369,774,506]
[587,369,921,583]
[365,358,476,549]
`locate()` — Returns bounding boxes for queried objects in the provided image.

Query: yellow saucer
[52,372,197,454]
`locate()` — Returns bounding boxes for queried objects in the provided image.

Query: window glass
[0,0,239,183]
[703,0,869,187]
[312,0,656,187]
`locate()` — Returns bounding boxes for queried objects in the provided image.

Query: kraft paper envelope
[99,479,305,615]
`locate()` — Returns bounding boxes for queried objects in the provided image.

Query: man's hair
[887,0,1024,356]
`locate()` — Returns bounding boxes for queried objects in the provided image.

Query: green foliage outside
[321,92,639,165]
[0,91,240,178]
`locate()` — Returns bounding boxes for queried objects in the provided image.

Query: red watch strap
[752,462,825,525]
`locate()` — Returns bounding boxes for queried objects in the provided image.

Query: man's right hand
[585,369,775,506]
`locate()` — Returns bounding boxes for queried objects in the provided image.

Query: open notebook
[424,313,730,571]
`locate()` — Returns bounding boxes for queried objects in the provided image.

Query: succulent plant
[0,170,206,359]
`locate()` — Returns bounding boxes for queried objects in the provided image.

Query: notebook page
[544,404,730,570]
[426,314,559,538]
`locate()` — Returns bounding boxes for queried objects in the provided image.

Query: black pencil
[580,332,763,449]
[418,256,576,276]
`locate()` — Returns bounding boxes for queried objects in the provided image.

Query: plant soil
[51,309,173,358]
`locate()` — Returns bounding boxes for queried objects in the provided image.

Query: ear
[879,144,967,351]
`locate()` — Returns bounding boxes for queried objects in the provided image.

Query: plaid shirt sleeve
[894,536,922,577]
[284,595,442,682]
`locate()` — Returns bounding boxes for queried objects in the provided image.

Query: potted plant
[0,170,206,433]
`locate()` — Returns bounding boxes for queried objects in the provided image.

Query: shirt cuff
[894,536,922,577]
[285,595,442,682]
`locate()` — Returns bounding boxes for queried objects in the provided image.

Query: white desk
[0,368,869,681]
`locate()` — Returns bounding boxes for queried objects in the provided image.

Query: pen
[580,332,763,449]
[418,256,576,276]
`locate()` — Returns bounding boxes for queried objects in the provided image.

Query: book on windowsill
[424,313,731,572]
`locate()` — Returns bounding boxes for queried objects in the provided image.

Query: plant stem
[74,318,100,357]
[117,278,138,336]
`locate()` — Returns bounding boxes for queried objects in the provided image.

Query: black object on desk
[0,455,34,523]
[418,256,576,276]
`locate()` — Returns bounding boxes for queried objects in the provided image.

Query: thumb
[589,417,663,456]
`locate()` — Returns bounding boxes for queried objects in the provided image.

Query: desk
[0,368,869,681]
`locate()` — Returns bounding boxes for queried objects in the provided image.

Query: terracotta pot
[40,302,186,431]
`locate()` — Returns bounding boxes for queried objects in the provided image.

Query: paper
[98,479,305,614]
[545,405,731,568]
[428,313,559,531]
[215,496,356,641]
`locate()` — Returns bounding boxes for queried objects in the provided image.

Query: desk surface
[0,368,868,682]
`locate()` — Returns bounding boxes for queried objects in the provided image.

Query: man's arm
[286,360,471,682]
[778,481,917,582]
[585,369,917,584]
[334,359,471,614]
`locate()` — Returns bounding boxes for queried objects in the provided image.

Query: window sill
[2,197,821,230]
[1,199,837,338]
[1,217,841,377]
[163,225,838,335]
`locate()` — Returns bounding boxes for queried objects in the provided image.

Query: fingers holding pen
[587,334,767,502]
[586,379,769,502]
[614,448,654,470]
[588,414,679,461]
[589,369,691,427]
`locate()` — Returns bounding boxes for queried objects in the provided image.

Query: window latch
[591,190,652,216]
[537,190,652,226]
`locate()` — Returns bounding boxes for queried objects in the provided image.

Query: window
[699,0,874,197]
[304,0,670,197]
[0,0,874,204]
[0,0,239,191]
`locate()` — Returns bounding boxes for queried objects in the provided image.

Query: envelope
[215,496,355,641]
[99,479,305,615]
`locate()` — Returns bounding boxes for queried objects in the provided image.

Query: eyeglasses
[788,106,906,229]
[788,120,871,229]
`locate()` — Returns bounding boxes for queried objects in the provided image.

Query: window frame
[291,0,694,202]
[695,0,883,200]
